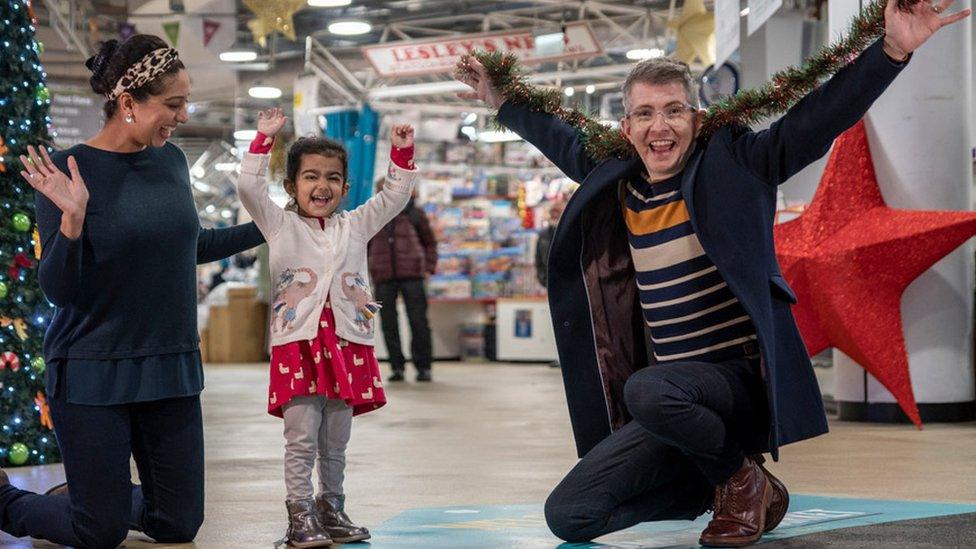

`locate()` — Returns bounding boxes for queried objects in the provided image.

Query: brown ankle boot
[315,494,370,543]
[751,455,789,533]
[699,457,771,547]
[285,499,333,548]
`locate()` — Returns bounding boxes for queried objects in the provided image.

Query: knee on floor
[147,513,204,544]
[543,494,602,544]
[75,519,129,549]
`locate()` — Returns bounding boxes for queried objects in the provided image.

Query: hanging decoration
[0,135,8,173]
[202,19,221,47]
[1,351,21,371]
[8,251,35,278]
[162,21,181,46]
[34,392,52,430]
[0,317,29,341]
[12,212,32,232]
[7,442,29,466]
[243,0,306,49]
[456,0,917,161]
[774,120,976,427]
[32,226,41,259]
[118,22,137,42]
[668,0,715,67]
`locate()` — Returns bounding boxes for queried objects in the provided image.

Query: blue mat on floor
[368,495,976,548]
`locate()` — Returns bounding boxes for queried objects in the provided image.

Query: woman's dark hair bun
[86,39,120,95]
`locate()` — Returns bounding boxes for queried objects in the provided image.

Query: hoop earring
[125,114,134,124]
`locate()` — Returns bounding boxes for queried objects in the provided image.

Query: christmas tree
[0,0,60,467]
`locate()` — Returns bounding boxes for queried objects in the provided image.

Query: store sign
[361,21,603,78]
[49,88,103,148]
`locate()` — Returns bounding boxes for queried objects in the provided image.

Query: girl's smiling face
[285,153,349,218]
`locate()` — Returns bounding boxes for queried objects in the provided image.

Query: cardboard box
[206,288,268,363]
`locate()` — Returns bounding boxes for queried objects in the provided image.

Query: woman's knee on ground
[75,517,129,549]
[145,511,204,543]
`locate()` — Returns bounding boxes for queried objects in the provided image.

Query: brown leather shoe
[751,455,789,533]
[699,457,771,547]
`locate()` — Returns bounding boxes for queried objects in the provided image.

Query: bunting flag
[162,20,180,46]
[203,19,221,47]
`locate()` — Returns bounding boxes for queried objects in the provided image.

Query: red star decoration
[774,120,976,427]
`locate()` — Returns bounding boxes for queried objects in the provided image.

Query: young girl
[237,108,417,547]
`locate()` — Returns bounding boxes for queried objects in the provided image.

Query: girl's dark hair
[284,137,349,212]
[286,136,348,182]
[85,34,185,119]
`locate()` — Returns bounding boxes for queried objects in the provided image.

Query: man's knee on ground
[544,492,603,543]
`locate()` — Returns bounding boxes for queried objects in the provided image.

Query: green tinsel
[456,0,919,162]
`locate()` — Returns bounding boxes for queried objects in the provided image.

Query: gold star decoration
[243,0,306,49]
[668,0,715,67]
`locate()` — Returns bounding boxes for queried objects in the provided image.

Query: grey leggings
[282,396,353,502]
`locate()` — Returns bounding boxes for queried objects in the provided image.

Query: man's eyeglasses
[625,104,697,125]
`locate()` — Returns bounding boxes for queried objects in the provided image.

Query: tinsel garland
[456,0,919,162]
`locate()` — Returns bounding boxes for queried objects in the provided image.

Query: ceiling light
[219,40,258,62]
[248,86,282,99]
[463,112,477,125]
[740,7,750,16]
[234,129,257,141]
[585,85,596,94]
[308,0,351,6]
[328,19,371,36]
[191,165,205,178]
[219,49,257,62]
[564,87,574,97]
[626,48,665,61]
[221,209,234,219]
[479,130,521,143]
[215,162,239,172]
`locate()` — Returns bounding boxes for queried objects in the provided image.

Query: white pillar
[830,0,975,420]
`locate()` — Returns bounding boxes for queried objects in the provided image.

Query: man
[368,177,438,382]
[457,0,967,546]
[534,198,565,290]
[536,198,566,368]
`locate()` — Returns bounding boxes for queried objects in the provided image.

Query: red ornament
[775,120,976,428]
[1,351,21,371]
[8,252,36,279]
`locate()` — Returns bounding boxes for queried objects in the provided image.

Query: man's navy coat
[497,39,907,459]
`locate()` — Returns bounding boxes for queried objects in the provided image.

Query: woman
[0,35,264,547]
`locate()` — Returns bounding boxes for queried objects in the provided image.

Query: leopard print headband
[107,47,180,100]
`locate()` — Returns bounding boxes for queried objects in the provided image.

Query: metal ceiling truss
[305,0,677,114]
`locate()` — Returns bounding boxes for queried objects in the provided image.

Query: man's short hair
[621,57,699,112]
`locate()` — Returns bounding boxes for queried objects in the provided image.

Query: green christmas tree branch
[456,0,915,162]
[0,0,60,467]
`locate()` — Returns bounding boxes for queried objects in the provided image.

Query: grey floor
[2,362,975,548]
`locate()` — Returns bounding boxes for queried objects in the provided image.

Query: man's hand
[455,57,506,110]
[883,0,970,60]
